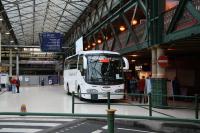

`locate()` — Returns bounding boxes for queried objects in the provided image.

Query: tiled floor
[0,85,199,119]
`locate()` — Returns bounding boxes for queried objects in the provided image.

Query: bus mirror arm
[83,56,87,69]
[123,57,129,70]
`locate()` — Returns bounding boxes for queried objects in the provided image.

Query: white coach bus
[64,50,129,100]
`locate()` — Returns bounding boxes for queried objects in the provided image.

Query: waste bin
[151,78,167,108]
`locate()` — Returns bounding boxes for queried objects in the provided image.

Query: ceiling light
[88,45,91,48]
[119,26,125,31]
[92,43,96,46]
[131,19,138,25]
[10,40,14,43]
[5,32,10,35]
[97,39,102,44]
[131,60,136,62]
[131,54,138,57]
[85,48,88,50]
[0,18,3,21]
[167,48,176,51]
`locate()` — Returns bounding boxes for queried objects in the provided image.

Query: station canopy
[1,0,91,46]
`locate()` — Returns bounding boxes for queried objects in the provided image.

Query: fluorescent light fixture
[10,40,14,43]
[5,32,10,35]
[0,18,3,21]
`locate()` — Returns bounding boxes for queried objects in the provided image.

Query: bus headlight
[114,89,124,93]
[86,89,98,94]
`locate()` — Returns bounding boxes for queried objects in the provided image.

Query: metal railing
[72,92,200,119]
[0,92,199,133]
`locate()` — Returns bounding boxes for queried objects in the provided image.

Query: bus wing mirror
[123,57,129,70]
[83,56,87,69]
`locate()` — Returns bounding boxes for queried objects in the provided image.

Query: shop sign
[157,55,168,68]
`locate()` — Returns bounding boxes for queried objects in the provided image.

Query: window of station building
[166,0,179,11]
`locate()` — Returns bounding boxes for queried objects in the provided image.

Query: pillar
[9,49,12,76]
[0,32,1,66]
[16,53,19,76]
[156,47,165,78]
[151,47,157,78]
[151,46,167,107]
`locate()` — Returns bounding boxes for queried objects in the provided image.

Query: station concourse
[0,0,200,133]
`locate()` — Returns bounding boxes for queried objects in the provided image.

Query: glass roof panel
[2,0,92,46]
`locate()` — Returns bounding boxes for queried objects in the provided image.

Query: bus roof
[66,50,120,59]
[79,50,120,55]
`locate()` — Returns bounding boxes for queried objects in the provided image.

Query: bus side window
[70,56,78,69]
[78,56,84,76]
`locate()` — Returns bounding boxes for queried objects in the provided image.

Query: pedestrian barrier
[72,91,199,119]
[0,92,199,133]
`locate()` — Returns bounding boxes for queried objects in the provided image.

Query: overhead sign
[39,32,63,52]
[157,55,168,68]
[75,37,83,54]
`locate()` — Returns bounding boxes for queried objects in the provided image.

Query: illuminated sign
[135,66,142,71]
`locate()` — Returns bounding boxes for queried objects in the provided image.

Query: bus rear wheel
[66,84,70,95]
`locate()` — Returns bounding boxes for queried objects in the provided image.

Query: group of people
[128,75,152,103]
[128,75,181,103]
[8,76,20,93]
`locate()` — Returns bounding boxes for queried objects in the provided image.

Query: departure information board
[39,32,63,52]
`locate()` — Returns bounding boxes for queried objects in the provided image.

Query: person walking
[129,76,138,101]
[16,77,20,93]
[145,75,152,103]
[172,76,180,100]
[11,77,17,93]
[138,76,145,103]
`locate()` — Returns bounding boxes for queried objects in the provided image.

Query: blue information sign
[39,32,63,52]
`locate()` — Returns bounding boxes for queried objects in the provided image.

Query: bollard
[107,92,111,109]
[72,91,75,114]
[149,93,152,116]
[195,94,199,119]
[20,104,27,112]
[107,109,116,133]
[20,104,27,116]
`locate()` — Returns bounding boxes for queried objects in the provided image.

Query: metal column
[0,32,1,66]
[16,53,19,76]
[9,49,12,76]
[151,47,157,78]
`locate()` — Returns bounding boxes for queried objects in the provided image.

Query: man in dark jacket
[16,77,20,93]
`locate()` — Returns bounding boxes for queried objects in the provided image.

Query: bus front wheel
[78,88,83,101]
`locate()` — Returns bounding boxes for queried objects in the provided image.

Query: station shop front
[124,47,200,98]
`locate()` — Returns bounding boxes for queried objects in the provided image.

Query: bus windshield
[86,54,124,85]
